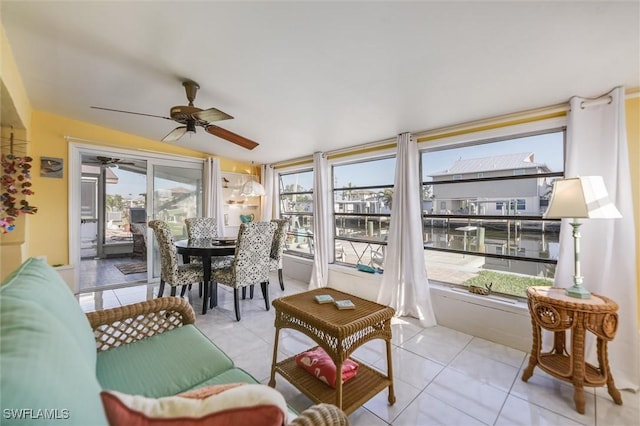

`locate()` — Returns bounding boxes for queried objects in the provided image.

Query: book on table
[315,294,334,304]
[334,299,355,310]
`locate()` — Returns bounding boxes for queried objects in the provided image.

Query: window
[278,169,314,258]
[421,129,565,298]
[332,156,395,267]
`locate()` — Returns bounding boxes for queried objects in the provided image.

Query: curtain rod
[270,154,313,169]
[579,96,612,109]
[324,137,397,158]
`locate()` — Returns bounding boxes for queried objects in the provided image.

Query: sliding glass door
[71,142,203,292]
[148,162,203,282]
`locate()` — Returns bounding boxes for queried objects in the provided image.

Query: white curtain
[204,157,225,237]
[260,164,275,221]
[558,86,638,390]
[309,152,329,289]
[377,133,437,327]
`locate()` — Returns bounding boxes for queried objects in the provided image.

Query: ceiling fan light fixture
[186,119,196,134]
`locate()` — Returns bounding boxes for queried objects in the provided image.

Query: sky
[292,131,563,189]
[106,168,146,198]
[108,131,563,196]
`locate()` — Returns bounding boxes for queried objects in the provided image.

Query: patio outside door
[148,162,203,282]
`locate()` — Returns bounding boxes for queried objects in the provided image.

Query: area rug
[115,262,147,275]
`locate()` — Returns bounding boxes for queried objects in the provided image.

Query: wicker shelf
[538,353,606,384]
[275,351,391,415]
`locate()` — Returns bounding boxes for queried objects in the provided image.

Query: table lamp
[543,176,621,298]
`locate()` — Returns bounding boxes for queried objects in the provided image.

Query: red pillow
[100,384,287,426]
[294,347,358,388]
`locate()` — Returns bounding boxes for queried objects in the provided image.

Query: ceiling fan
[84,156,136,167]
[91,80,259,150]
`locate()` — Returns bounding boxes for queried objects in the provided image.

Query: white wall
[282,255,531,352]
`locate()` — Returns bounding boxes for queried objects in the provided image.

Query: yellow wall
[0,24,33,276]
[626,97,640,322]
[26,110,256,268]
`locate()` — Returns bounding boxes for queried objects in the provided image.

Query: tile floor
[78,274,639,425]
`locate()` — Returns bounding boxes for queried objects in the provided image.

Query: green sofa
[0,258,347,425]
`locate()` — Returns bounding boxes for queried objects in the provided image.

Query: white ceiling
[2,1,639,164]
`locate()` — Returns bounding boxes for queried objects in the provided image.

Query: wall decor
[40,156,63,178]
[1,153,38,233]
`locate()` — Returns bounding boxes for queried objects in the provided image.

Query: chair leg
[261,281,270,311]
[242,287,247,299]
[233,288,241,321]
[278,269,284,291]
[249,285,254,299]
[180,285,187,298]
[158,279,165,297]
[170,286,177,297]
[199,282,203,298]
[209,282,217,308]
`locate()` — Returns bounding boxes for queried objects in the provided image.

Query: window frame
[328,148,396,267]
[417,117,567,297]
[276,165,315,259]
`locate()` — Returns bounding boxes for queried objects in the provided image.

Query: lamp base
[566,285,591,299]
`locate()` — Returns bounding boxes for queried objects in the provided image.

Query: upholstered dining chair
[185,217,218,240]
[148,220,204,298]
[185,217,232,297]
[210,221,276,321]
[185,217,233,265]
[269,219,289,290]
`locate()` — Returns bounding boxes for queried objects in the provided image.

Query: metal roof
[430,152,551,176]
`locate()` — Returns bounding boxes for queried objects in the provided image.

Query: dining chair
[185,217,218,240]
[211,221,276,321]
[148,220,204,298]
[269,219,289,290]
[185,217,233,265]
[185,217,232,297]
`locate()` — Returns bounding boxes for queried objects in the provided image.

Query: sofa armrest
[287,403,349,426]
[86,297,196,352]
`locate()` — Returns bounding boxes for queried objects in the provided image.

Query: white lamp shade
[544,176,622,219]
[241,180,266,197]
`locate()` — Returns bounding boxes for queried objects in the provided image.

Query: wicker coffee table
[268,288,396,415]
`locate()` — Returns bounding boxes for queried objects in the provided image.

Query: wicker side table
[268,288,396,415]
[521,286,622,414]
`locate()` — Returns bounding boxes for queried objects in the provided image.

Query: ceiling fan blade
[193,108,233,123]
[162,126,188,143]
[91,106,172,121]
[205,125,259,150]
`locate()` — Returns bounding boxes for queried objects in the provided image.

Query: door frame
[68,140,204,291]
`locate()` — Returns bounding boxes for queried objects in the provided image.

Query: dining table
[175,237,236,314]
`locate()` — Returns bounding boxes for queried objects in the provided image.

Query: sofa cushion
[184,367,260,390]
[100,384,288,426]
[0,294,107,425]
[97,325,235,397]
[0,257,97,367]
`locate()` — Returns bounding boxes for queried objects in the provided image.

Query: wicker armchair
[211,221,276,321]
[86,298,349,425]
[148,220,204,297]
